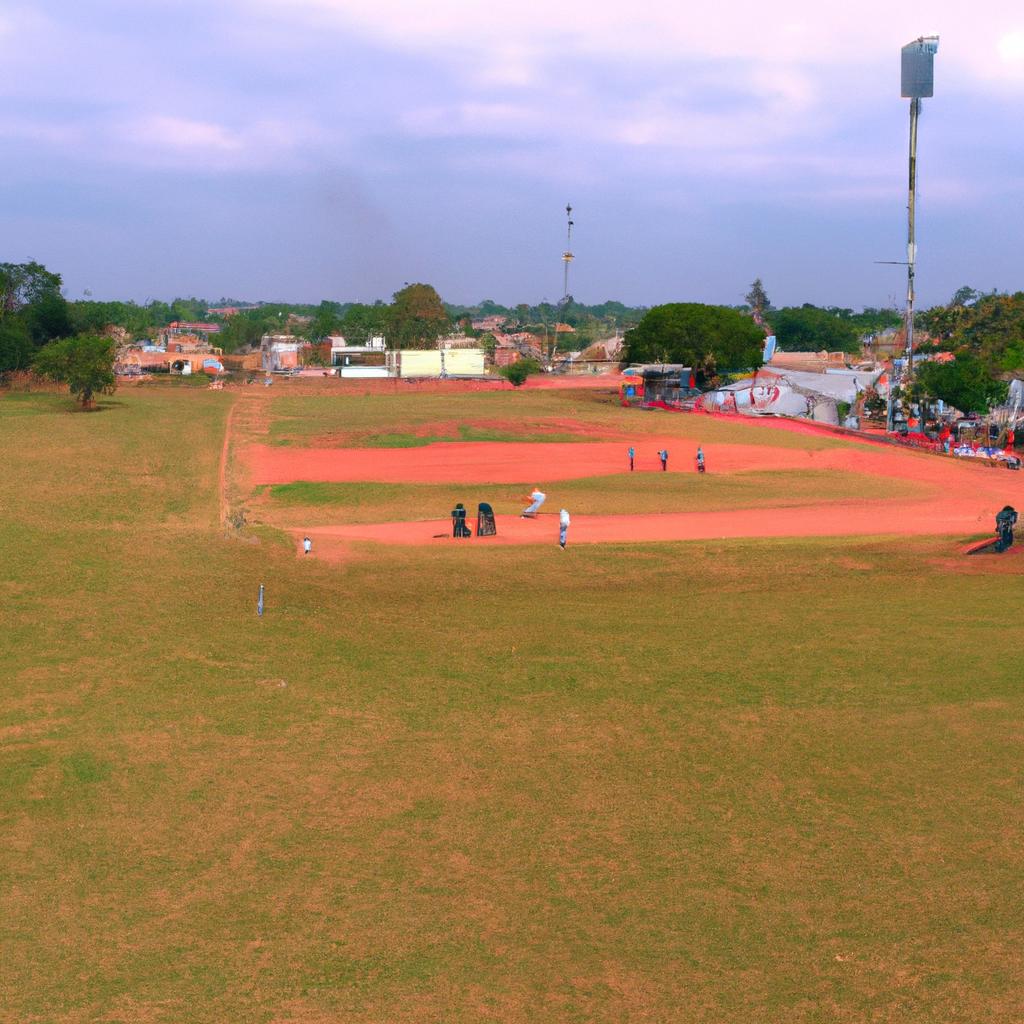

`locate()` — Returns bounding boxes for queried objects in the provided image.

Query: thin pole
[562,203,574,302]
[905,97,919,384]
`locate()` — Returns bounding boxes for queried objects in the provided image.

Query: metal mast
[562,203,574,302]
[900,36,939,384]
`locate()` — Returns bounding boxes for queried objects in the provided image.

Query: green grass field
[2,385,1022,1023]
[266,389,848,450]
[257,470,928,526]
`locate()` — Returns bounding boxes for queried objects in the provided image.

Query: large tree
[768,304,860,354]
[0,261,62,318]
[0,260,73,371]
[24,290,74,346]
[745,278,770,322]
[916,354,1008,415]
[0,319,33,373]
[622,303,764,372]
[388,283,451,349]
[33,334,116,409]
[933,292,1024,371]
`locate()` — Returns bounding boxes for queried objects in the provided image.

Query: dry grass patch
[253,469,929,527]
[3,391,1023,1023]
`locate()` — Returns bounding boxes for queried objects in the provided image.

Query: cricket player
[559,508,571,549]
[521,487,546,518]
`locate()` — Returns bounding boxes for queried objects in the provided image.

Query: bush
[499,358,540,387]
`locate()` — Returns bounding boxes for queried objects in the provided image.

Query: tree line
[4,260,1022,416]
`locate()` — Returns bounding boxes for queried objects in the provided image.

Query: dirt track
[253,430,1024,554]
[295,498,992,552]
[251,438,1008,489]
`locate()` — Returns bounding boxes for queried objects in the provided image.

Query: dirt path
[247,419,1023,554]
[290,498,1005,557]
[218,397,238,528]
[222,390,270,528]
[248,437,1014,491]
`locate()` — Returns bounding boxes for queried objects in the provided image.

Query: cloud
[246,0,1024,90]
[131,116,242,152]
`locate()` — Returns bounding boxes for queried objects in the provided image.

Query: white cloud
[246,0,1024,90]
[131,115,242,152]
[997,30,1024,68]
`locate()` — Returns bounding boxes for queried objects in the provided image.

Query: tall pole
[562,203,574,302]
[905,97,920,384]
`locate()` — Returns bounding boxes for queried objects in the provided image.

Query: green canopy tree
[622,303,764,373]
[0,261,62,317]
[389,283,451,349]
[768,304,860,354]
[33,334,116,409]
[916,354,1008,415]
[0,318,33,373]
[745,278,770,321]
[338,302,390,344]
[306,300,344,341]
[24,291,74,346]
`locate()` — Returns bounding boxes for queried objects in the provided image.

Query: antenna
[561,203,574,303]
[900,35,939,384]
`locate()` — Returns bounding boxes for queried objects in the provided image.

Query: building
[159,321,222,344]
[493,332,544,368]
[260,334,301,371]
[329,335,389,378]
[386,347,486,378]
[471,315,507,331]
[206,305,259,317]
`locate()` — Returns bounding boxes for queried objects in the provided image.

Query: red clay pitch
[249,429,1024,554]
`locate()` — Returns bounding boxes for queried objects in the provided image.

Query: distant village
[114,310,622,381]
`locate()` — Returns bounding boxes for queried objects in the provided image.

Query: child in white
[559,508,570,549]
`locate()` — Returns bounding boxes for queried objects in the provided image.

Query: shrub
[499,358,540,387]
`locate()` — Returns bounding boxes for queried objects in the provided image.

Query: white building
[328,335,389,378]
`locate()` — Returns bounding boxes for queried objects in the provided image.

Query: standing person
[696,446,705,473]
[658,448,669,471]
[521,486,546,519]
[627,446,635,471]
[303,536,312,555]
[558,508,570,549]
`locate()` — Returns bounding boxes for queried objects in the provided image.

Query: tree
[24,291,74,346]
[0,318,32,373]
[307,301,344,341]
[389,283,451,349]
[768,305,860,354]
[916,354,1008,415]
[500,359,540,386]
[745,278,770,321]
[622,303,764,373]
[33,334,116,409]
[949,285,980,308]
[338,302,390,343]
[0,261,62,318]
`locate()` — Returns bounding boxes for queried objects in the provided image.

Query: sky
[1,0,1023,309]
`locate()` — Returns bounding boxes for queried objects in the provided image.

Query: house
[260,334,301,370]
[328,335,389,378]
[206,305,259,317]
[493,332,544,368]
[386,345,486,378]
[471,315,507,332]
[159,321,221,344]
